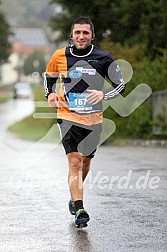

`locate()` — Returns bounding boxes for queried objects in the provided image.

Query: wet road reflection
[0,99,166,252]
[0,99,34,134]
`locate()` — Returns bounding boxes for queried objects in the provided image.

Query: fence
[150,90,167,135]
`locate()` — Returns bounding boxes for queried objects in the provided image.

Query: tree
[50,0,167,58]
[49,0,113,44]
[23,51,46,76]
[0,1,11,64]
[110,0,167,58]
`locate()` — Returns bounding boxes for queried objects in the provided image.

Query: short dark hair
[70,16,95,38]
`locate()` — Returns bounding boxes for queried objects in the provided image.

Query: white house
[0,27,50,85]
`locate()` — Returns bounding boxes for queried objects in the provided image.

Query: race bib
[68,92,92,112]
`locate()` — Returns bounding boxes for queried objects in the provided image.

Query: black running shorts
[57,119,102,158]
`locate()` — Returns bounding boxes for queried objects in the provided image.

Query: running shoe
[68,199,76,215]
[75,208,90,228]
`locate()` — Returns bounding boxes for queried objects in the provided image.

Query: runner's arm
[103,54,125,100]
[44,73,58,98]
[44,51,59,99]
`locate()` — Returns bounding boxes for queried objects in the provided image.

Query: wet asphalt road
[0,100,167,252]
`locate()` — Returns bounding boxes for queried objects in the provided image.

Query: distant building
[0,27,50,85]
[11,28,50,54]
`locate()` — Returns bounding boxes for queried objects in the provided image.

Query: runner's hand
[48,93,60,109]
[86,90,104,105]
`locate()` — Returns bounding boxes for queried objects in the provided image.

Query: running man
[44,16,125,227]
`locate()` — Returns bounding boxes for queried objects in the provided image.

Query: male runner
[44,16,125,227]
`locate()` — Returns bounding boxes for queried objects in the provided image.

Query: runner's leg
[67,152,83,201]
[82,156,91,182]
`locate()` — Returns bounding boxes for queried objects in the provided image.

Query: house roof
[11,28,50,53]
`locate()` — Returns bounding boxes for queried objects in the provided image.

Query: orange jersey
[44,44,125,126]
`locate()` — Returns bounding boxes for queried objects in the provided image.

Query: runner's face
[71,24,93,50]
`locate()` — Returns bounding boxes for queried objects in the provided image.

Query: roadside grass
[0,96,11,103]
[8,85,59,142]
[0,84,13,103]
[8,115,56,141]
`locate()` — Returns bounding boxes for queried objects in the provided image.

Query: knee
[68,153,82,171]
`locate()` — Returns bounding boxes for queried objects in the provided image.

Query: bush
[101,41,167,139]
